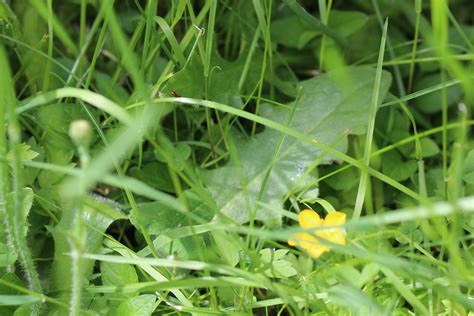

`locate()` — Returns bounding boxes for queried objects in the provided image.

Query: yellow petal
[289,233,327,258]
[307,245,330,258]
[290,210,347,259]
[288,233,301,246]
[315,230,331,239]
[318,211,346,246]
[323,211,346,227]
[289,232,317,248]
[326,231,346,245]
[298,209,323,229]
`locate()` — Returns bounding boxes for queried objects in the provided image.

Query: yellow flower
[288,209,346,258]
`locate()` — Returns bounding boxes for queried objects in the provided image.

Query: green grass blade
[353,19,389,219]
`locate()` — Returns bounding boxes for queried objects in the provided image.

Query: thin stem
[408,0,422,92]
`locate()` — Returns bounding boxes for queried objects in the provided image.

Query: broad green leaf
[166,234,207,261]
[420,167,447,199]
[326,10,369,38]
[448,25,474,47]
[419,25,474,73]
[13,4,47,92]
[49,194,126,304]
[272,11,368,49]
[464,172,474,185]
[130,190,242,266]
[271,16,318,48]
[36,103,89,187]
[116,9,141,33]
[345,17,409,64]
[129,162,175,193]
[154,143,191,171]
[211,229,241,266]
[259,248,297,278]
[101,262,138,287]
[286,254,313,276]
[101,261,138,299]
[130,190,214,235]
[381,151,418,182]
[94,72,131,106]
[408,138,440,158]
[162,56,204,99]
[412,73,462,114]
[116,295,156,316]
[163,50,261,106]
[131,190,214,259]
[202,67,392,225]
[324,166,359,191]
[354,0,404,13]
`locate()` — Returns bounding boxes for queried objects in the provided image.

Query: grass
[0,0,473,315]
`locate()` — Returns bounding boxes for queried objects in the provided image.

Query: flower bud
[69,120,92,147]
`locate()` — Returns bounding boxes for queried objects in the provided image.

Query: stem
[408,0,422,92]
[0,43,43,314]
[68,210,85,316]
[68,141,90,315]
